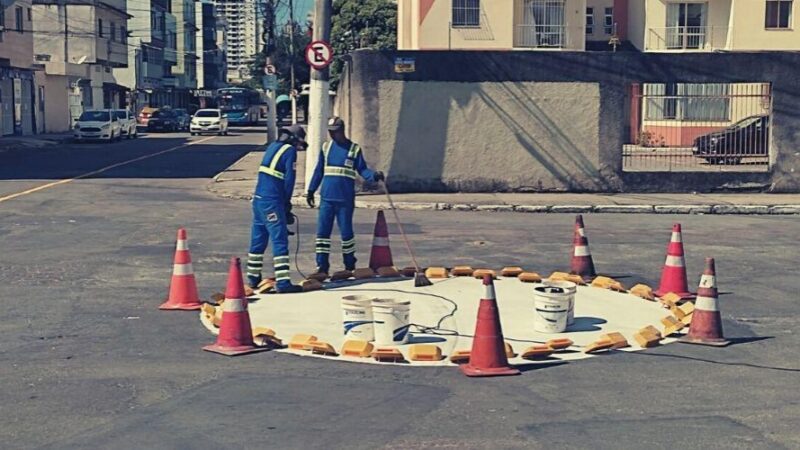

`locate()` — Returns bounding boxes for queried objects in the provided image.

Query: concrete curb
[208,182,800,215]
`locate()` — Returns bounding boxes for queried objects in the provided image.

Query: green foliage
[245,22,312,93]
[330,0,396,88]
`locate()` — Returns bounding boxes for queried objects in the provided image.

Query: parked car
[693,115,769,165]
[147,109,179,132]
[73,110,122,142]
[114,109,138,139]
[174,108,191,131]
[138,106,158,126]
[190,109,229,136]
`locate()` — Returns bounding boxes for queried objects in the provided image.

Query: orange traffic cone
[203,258,269,356]
[653,223,694,299]
[570,215,596,281]
[368,210,394,270]
[160,228,202,310]
[680,258,730,347]
[460,275,520,377]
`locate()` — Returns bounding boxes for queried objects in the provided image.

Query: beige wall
[35,72,72,133]
[398,0,586,50]
[1,0,34,69]
[730,0,800,50]
[586,0,614,41]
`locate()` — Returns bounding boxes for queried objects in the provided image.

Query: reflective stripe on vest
[322,142,359,179]
[258,144,292,180]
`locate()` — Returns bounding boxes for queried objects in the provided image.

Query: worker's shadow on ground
[567,317,606,332]
[516,360,569,373]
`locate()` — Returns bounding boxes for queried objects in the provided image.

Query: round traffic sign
[304,40,334,70]
[264,64,276,75]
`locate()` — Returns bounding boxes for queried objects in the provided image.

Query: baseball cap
[327,116,344,132]
[280,124,306,143]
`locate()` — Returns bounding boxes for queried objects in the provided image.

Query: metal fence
[623,82,772,172]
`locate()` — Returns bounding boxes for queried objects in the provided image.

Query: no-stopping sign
[305,40,334,70]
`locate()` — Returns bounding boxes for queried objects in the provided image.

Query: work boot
[247,275,261,290]
[308,270,328,282]
[275,280,302,294]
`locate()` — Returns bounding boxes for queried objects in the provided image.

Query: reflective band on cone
[172,263,194,276]
[574,246,590,257]
[372,237,390,247]
[664,255,685,267]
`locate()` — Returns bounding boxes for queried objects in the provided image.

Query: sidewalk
[208,151,800,215]
[0,132,73,153]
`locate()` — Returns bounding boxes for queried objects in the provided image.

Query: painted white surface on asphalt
[200,277,680,367]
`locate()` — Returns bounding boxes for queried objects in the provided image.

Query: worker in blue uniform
[306,117,384,275]
[246,124,306,293]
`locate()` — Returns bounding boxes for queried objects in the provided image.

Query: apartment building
[0,0,37,135]
[31,0,130,132]
[215,0,260,82]
[114,0,178,115]
[169,0,198,104]
[625,0,799,51]
[196,1,226,90]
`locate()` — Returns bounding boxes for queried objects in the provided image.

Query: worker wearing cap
[306,117,384,275]
[247,124,306,293]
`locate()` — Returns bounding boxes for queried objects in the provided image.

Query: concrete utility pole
[304,0,332,191]
[263,0,278,141]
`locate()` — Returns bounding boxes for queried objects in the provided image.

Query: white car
[114,109,138,139]
[190,109,229,136]
[73,110,122,142]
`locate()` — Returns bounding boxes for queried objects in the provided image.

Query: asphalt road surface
[1,128,799,449]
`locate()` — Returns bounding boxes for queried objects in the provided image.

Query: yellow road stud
[409,345,444,361]
[340,340,374,358]
[353,268,376,279]
[301,279,324,292]
[601,332,630,349]
[377,266,401,278]
[307,272,328,282]
[504,342,516,358]
[548,271,570,282]
[449,350,471,364]
[521,345,554,360]
[519,272,543,283]
[372,347,406,363]
[547,338,574,351]
[288,334,318,351]
[209,292,225,304]
[330,270,353,281]
[565,274,587,285]
[681,312,693,325]
[678,302,695,317]
[310,341,338,356]
[473,269,497,279]
[254,334,283,348]
[201,303,215,317]
[584,338,615,354]
[633,331,661,348]
[451,266,475,277]
[424,267,449,279]
[501,267,524,278]
[213,306,223,327]
[661,316,685,336]
[251,327,276,338]
[639,325,663,339]
[630,284,655,301]
[659,292,682,308]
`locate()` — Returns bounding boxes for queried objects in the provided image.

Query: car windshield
[151,110,171,118]
[79,111,110,122]
[194,110,220,118]
[735,117,761,129]
[114,111,127,119]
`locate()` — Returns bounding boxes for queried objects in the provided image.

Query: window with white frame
[644,83,730,121]
[586,7,594,34]
[452,0,480,27]
[766,0,793,28]
[604,7,613,34]
[518,0,566,47]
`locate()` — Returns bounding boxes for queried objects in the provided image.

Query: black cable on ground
[291,213,308,280]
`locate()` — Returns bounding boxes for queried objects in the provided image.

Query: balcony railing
[513,25,581,50]
[646,26,729,51]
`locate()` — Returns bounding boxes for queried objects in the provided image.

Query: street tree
[330,0,397,88]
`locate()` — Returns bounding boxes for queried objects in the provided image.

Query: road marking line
[0,136,216,204]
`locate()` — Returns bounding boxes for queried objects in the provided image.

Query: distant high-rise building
[214,0,261,83]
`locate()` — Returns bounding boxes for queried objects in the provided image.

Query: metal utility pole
[288,0,297,124]
[304,0,332,190]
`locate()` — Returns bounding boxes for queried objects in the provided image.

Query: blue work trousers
[315,200,356,272]
[247,197,291,287]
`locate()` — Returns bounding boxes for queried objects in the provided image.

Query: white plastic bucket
[341,295,375,341]
[533,284,572,333]
[371,299,411,345]
[543,280,577,326]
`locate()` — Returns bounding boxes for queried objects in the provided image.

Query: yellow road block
[633,325,662,348]
[519,272,543,283]
[251,327,276,338]
[409,345,444,361]
[377,266,401,278]
[548,271,571,282]
[372,347,406,363]
[681,312,693,325]
[501,267,524,278]
[340,340,374,358]
[630,284,655,301]
[353,268,376,280]
[424,267,449,279]
[401,266,418,277]
[661,316,685,336]
[601,332,630,349]
[288,334,318,351]
[449,350,470,364]
[659,292,682,308]
[310,341,338,356]
[301,279,323,292]
[547,338,574,351]
[584,338,615,354]
[591,276,625,291]
[473,269,497,279]
[330,270,353,281]
[504,342,516,358]
[307,272,328,282]
[521,345,554,360]
[451,266,475,277]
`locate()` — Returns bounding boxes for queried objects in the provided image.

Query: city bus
[216,87,264,126]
